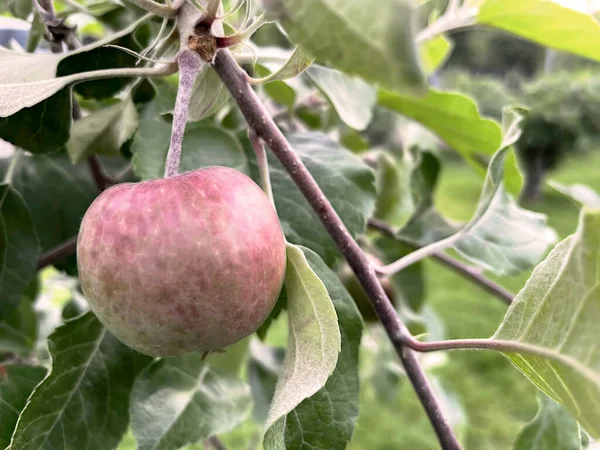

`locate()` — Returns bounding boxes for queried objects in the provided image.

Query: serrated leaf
[479,0,600,63]
[67,97,139,163]
[393,147,556,276]
[264,0,425,94]
[0,185,39,321]
[187,67,231,122]
[130,353,252,450]
[305,65,376,131]
[6,154,98,270]
[131,102,249,180]
[514,394,589,450]
[378,88,523,195]
[0,65,170,154]
[0,364,47,448]
[452,147,557,275]
[264,244,341,431]
[253,47,314,83]
[550,182,600,209]
[10,312,151,450]
[265,132,377,264]
[263,246,361,449]
[492,208,600,438]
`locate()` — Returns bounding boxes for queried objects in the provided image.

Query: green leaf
[394,148,557,276]
[0,185,39,321]
[397,149,460,247]
[0,364,47,448]
[550,182,600,209]
[8,154,97,268]
[263,246,361,450]
[420,35,453,76]
[252,47,314,83]
[131,103,249,180]
[5,0,32,18]
[492,208,600,438]
[378,88,523,195]
[130,353,252,450]
[373,151,414,227]
[0,298,38,355]
[10,312,151,450]
[248,340,285,424]
[264,244,341,431]
[265,132,377,264]
[187,67,231,122]
[306,65,377,131]
[67,97,139,163]
[264,80,297,109]
[514,394,590,450]
[478,0,600,63]
[263,0,425,94]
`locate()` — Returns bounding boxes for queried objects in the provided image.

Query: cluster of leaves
[1,0,600,449]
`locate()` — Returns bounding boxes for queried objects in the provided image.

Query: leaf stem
[3,150,22,185]
[212,49,462,450]
[248,129,275,206]
[164,50,203,177]
[368,218,514,305]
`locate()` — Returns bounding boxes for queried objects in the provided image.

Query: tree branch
[368,218,514,305]
[121,0,180,17]
[212,49,462,450]
[37,236,78,270]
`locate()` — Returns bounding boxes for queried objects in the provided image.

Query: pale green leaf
[0,185,39,321]
[493,208,600,438]
[373,151,414,228]
[67,97,139,163]
[0,365,47,448]
[263,247,361,450]
[187,67,231,122]
[479,0,600,63]
[130,353,252,450]
[263,0,426,94]
[391,147,557,276]
[378,88,523,195]
[252,47,314,83]
[306,65,376,131]
[9,312,151,450]
[550,182,600,209]
[0,298,38,355]
[514,394,590,450]
[131,102,249,180]
[263,132,377,264]
[264,244,341,430]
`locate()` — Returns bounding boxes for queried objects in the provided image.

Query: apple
[339,254,396,323]
[77,166,286,357]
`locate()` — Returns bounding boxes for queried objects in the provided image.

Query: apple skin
[339,255,396,323]
[77,166,286,357]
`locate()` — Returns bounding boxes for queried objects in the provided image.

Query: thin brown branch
[212,49,462,450]
[37,236,77,270]
[368,218,514,305]
[87,155,110,192]
[204,436,227,450]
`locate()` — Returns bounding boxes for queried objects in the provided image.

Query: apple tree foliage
[0,0,600,449]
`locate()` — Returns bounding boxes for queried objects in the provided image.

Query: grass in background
[351,150,600,450]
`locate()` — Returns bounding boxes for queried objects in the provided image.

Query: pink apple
[77,166,286,357]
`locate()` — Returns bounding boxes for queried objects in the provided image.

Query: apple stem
[164,49,204,178]
[212,49,462,450]
[248,129,275,208]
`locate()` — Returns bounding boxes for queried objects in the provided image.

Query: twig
[37,236,78,270]
[88,155,110,192]
[164,50,203,177]
[368,218,514,305]
[204,436,227,450]
[248,129,274,206]
[212,49,462,450]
